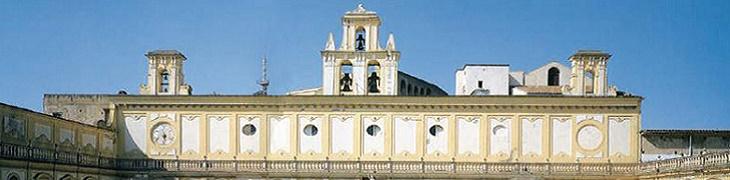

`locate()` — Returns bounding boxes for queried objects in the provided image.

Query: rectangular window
[478,81,483,88]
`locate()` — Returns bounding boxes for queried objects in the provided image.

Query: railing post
[176,155,180,171]
[389,157,393,174]
[421,157,425,174]
[452,157,456,173]
[325,157,330,173]
[204,156,208,171]
[264,156,268,172]
[294,156,298,172]
[357,157,362,174]
[234,156,238,172]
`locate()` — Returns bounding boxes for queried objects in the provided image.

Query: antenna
[256,56,270,95]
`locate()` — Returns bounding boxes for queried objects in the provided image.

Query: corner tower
[139,50,192,95]
[321,4,400,95]
[565,50,615,96]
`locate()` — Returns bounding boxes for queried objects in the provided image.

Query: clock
[152,123,175,145]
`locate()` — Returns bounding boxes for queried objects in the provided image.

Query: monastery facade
[1,4,729,180]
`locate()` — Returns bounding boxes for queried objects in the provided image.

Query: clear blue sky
[1,1,728,129]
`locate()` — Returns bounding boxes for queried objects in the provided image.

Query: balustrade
[1,142,729,177]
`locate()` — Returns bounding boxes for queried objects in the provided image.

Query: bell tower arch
[322,4,400,96]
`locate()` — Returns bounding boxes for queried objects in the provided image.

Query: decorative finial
[325,32,335,51]
[386,33,396,50]
[255,56,269,96]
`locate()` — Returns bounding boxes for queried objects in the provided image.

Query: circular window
[429,125,444,136]
[303,124,318,136]
[242,124,257,136]
[366,125,381,136]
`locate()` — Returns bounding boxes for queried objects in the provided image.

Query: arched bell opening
[355,27,366,51]
[367,61,381,93]
[159,69,170,93]
[339,60,354,93]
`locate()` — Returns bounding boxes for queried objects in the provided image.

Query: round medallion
[577,125,602,150]
[152,123,175,145]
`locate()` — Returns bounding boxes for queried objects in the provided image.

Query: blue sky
[0,1,728,129]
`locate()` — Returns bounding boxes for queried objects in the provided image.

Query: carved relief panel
[269,115,291,156]
[425,116,448,157]
[123,114,147,155]
[181,115,201,155]
[299,115,323,155]
[394,116,419,157]
[575,114,605,159]
[362,115,385,156]
[489,116,512,159]
[330,115,354,156]
[208,115,230,155]
[457,116,480,157]
[239,115,261,155]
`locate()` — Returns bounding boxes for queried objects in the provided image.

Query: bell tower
[565,50,612,96]
[321,4,400,95]
[139,50,192,95]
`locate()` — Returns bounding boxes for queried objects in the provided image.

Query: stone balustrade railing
[1,142,729,177]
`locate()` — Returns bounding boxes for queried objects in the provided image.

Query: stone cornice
[106,95,642,113]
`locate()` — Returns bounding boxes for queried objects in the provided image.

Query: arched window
[355,27,366,51]
[160,70,170,93]
[426,89,432,96]
[548,67,560,86]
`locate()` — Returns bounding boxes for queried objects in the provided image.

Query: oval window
[366,125,381,136]
[303,124,318,136]
[429,125,444,136]
[242,124,257,136]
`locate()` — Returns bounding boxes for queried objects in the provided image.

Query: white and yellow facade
[112,95,642,164]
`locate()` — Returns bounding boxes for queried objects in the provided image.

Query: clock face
[152,123,175,145]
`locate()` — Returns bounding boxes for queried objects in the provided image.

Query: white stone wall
[523,62,571,86]
[455,65,510,95]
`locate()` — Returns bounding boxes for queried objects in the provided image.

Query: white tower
[139,50,192,95]
[321,4,400,95]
